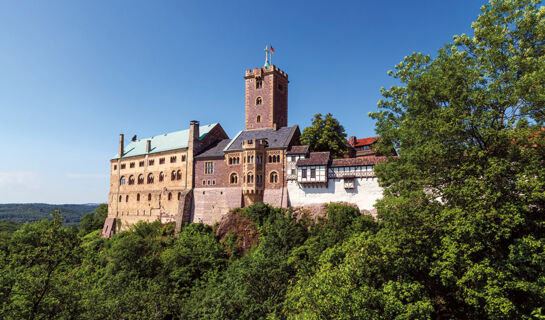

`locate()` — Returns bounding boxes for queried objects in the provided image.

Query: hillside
[0,203,100,225]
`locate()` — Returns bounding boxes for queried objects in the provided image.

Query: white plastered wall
[287,177,383,210]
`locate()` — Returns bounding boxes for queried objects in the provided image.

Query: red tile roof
[297,152,330,166]
[330,155,388,167]
[350,136,380,147]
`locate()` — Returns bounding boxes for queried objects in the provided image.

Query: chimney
[348,136,357,147]
[119,134,124,157]
[189,120,200,142]
[146,140,151,153]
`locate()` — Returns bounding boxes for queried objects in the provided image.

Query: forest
[1,0,544,318]
[0,203,99,225]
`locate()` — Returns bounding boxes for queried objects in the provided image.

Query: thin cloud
[65,173,108,179]
[0,171,39,189]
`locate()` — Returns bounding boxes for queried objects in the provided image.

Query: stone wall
[263,187,289,208]
[287,177,383,211]
[193,187,243,224]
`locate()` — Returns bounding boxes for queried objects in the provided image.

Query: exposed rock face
[215,210,260,255]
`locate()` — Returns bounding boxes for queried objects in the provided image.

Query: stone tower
[244,64,289,130]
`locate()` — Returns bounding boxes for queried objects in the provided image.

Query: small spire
[264,45,270,68]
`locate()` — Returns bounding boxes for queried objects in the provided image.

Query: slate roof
[224,125,299,151]
[330,155,388,167]
[287,145,309,155]
[113,123,218,159]
[297,152,330,166]
[195,139,232,159]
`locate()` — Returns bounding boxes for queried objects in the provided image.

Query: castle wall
[287,177,382,211]
[263,187,289,208]
[193,187,243,224]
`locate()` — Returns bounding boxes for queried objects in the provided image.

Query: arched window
[138,174,144,184]
[137,193,140,201]
[147,173,154,184]
[257,115,261,123]
[270,171,278,183]
[229,158,232,165]
[168,192,172,200]
[177,192,181,200]
[177,170,182,180]
[268,155,272,163]
[230,173,238,184]
[148,193,152,201]
[128,175,135,185]
[171,171,176,181]
[120,176,126,185]
[256,97,262,105]
[276,155,280,162]
[159,172,164,182]
[247,172,254,183]
[126,195,129,202]
[119,195,122,202]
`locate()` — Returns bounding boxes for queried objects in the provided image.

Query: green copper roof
[113,123,218,159]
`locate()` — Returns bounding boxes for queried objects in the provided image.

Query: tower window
[230,173,238,184]
[278,84,284,91]
[270,171,278,184]
[257,115,261,123]
[256,78,263,89]
[256,97,262,105]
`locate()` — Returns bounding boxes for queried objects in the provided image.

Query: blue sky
[0,0,485,203]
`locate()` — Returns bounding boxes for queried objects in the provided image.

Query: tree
[365,0,545,318]
[79,203,108,235]
[1,212,82,319]
[300,113,348,158]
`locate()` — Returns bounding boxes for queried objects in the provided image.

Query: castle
[102,53,386,237]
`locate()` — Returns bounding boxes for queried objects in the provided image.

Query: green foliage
[79,203,108,235]
[300,113,348,158]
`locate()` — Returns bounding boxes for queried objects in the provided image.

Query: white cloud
[65,173,108,179]
[0,171,39,189]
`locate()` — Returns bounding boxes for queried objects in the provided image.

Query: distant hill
[0,203,101,225]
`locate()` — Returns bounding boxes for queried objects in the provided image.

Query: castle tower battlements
[244,64,289,131]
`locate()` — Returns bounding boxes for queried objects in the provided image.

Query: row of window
[118,191,184,203]
[199,171,279,186]
[226,155,279,165]
[114,155,186,170]
[119,170,183,185]
[301,168,317,179]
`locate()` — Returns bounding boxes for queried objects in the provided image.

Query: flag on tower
[270,46,275,53]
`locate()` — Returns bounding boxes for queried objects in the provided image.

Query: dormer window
[256,79,263,89]
[256,97,262,105]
